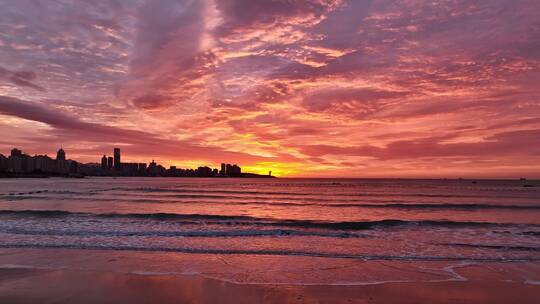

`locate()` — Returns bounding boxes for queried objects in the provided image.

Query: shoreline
[1,267,539,304]
[0,248,539,303]
[0,174,275,179]
[2,175,540,182]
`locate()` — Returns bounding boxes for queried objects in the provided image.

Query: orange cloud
[1,0,540,178]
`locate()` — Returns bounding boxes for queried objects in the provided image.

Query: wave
[0,190,102,196]
[0,227,362,238]
[0,210,76,217]
[435,243,540,252]
[324,203,540,210]
[0,243,538,262]
[3,192,539,211]
[1,210,538,230]
[492,230,540,237]
[157,201,540,210]
[124,187,540,199]
[111,197,540,210]
[4,186,537,201]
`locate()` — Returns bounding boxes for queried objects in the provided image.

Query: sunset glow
[1,0,539,177]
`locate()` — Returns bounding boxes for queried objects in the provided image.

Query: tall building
[220,163,226,176]
[56,148,68,174]
[8,148,24,173]
[0,154,7,172]
[197,166,213,177]
[10,148,22,157]
[113,148,121,170]
[122,163,139,176]
[225,164,241,176]
[56,148,66,161]
[107,157,113,169]
[35,155,56,173]
[148,160,157,176]
[101,155,107,169]
[231,164,241,176]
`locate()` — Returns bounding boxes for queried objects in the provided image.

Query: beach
[0,248,539,303]
[1,257,539,303]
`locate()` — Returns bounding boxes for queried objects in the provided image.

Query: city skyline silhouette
[0,146,272,178]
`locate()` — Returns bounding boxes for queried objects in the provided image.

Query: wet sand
[1,267,539,304]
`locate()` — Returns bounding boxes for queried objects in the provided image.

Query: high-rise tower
[220,163,226,176]
[56,148,66,161]
[113,148,121,170]
[101,155,107,169]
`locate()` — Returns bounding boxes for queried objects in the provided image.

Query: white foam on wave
[196,272,500,287]
[196,272,419,286]
[130,270,201,276]
[0,263,64,270]
[441,261,477,282]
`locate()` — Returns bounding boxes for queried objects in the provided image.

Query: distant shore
[0,173,275,179]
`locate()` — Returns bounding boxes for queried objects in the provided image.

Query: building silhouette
[197,166,213,177]
[122,163,139,176]
[138,163,147,173]
[56,148,66,161]
[2,147,273,178]
[35,155,57,173]
[101,155,107,170]
[9,148,30,173]
[55,148,68,174]
[113,148,121,170]
[148,160,158,176]
[11,148,22,157]
[0,147,70,175]
[0,154,7,172]
[225,163,241,176]
[220,163,226,176]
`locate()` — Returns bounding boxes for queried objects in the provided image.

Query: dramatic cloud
[0,0,539,177]
[0,95,272,164]
[0,66,45,92]
[132,94,172,110]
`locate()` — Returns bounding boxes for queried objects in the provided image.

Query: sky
[0,0,539,178]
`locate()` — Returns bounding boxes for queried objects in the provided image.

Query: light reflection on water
[0,177,539,284]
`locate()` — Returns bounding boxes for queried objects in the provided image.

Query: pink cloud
[1,0,540,177]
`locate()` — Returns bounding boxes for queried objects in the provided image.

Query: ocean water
[0,177,539,285]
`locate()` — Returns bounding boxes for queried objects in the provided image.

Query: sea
[0,177,539,285]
